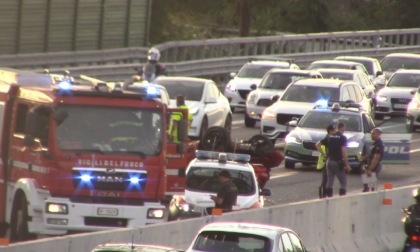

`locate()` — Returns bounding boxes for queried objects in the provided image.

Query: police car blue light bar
[195,150,250,162]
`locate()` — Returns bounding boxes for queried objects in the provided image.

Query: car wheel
[248,134,274,157]
[198,126,232,152]
[224,114,232,131]
[199,117,209,140]
[10,193,36,242]
[244,113,256,128]
[374,114,384,120]
[285,160,295,169]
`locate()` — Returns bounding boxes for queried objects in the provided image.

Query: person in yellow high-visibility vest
[169,95,193,143]
[315,124,337,198]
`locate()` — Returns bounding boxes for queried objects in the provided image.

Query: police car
[186,222,308,252]
[168,150,271,220]
[284,102,412,173]
[284,102,376,173]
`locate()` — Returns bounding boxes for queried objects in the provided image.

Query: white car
[307,59,369,76]
[168,150,270,220]
[153,76,232,139]
[381,53,420,80]
[334,55,386,89]
[224,58,300,112]
[186,222,308,252]
[407,88,420,131]
[245,69,322,127]
[375,69,420,120]
[260,78,372,142]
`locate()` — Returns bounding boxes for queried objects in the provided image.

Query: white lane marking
[270,171,298,179]
[232,120,244,125]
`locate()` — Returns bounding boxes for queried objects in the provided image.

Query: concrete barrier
[0,185,416,252]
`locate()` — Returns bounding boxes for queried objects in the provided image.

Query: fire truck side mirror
[177,119,188,142]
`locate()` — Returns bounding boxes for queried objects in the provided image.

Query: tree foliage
[149,0,420,44]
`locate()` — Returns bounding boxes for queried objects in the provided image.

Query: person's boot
[339,189,346,196]
[362,184,369,192]
[319,186,327,198]
[326,188,333,197]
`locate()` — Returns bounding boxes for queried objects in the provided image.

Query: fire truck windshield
[55,105,163,155]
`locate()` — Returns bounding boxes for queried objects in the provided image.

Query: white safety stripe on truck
[165,169,181,176]
[12,160,49,174]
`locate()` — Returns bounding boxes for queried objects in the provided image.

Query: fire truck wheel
[10,194,36,242]
[249,134,275,157]
[198,126,232,152]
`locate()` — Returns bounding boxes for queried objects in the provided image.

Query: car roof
[393,69,420,74]
[335,55,378,62]
[191,158,253,172]
[291,78,352,87]
[265,68,319,75]
[383,53,420,59]
[310,59,364,66]
[246,60,294,67]
[317,68,363,75]
[197,222,292,239]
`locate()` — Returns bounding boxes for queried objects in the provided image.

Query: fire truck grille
[85,217,128,227]
[72,169,147,191]
[69,196,147,206]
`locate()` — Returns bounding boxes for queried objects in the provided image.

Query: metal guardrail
[3,28,420,83]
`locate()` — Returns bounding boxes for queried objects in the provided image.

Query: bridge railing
[1,28,420,82]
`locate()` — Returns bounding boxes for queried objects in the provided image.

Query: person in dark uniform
[325,122,352,197]
[362,127,384,192]
[210,170,238,212]
[315,124,337,198]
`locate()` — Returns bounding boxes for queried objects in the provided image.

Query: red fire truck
[0,68,193,242]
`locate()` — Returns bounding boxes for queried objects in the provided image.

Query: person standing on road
[325,122,352,197]
[315,124,337,198]
[168,95,193,143]
[210,170,238,213]
[362,127,384,192]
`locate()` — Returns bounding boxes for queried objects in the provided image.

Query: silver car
[244,69,322,127]
[260,78,372,142]
[224,58,300,112]
[375,69,420,120]
[381,53,420,80]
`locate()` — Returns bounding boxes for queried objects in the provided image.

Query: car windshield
[320,72,353,81]
[192,231,271,252]
[387,73,420,88]
[381,57,420,72]
[154,79,204,101]
[280,85,339,103]
[308,62,351,70]
[186,167,255,195]
[55,105,163,155]
[259,73,309,90]
[237,64,281,78]
[298,110,362,132]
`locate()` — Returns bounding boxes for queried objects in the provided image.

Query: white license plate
[393,103,407,109]
[312,151,320,157]
[97,207,118,216]
[411,248,420,252]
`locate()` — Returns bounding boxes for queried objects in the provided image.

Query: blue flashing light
[146,86,159,99]
[75,170,94,189]
[81,174,92,182]
[58,81,72,90]
[129,176,140,184]
[315,99,329,109]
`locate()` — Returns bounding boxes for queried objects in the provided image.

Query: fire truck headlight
[80,174,92,182]
[147,208,165,219]
[46,203,68,214]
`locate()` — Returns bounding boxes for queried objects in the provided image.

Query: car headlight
[247,93,258,104]
[262,109,276,119]
[408,101,420,110]
[285,135,302,144]
[46,203,68,214]
[347,141,360,148]
[376,95,388,102]
[225,84,236,92]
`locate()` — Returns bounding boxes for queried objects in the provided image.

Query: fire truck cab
[0,68,190,241]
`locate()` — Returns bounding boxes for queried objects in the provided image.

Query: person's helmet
[147,47,160,63]
[412,188,420,202]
